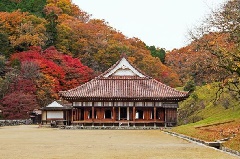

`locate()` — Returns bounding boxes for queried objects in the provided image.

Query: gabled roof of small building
[42,101,71,110]
[46,101,64,108]
[59,56,189,101]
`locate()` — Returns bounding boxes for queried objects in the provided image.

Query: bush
[184,79,196,92]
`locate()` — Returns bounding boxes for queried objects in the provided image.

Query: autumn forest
[0,0,239,120]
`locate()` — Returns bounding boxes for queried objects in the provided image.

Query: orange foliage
[165,38,226,85]
[0,11,47,51]
[195,121,240,142]
[45,0,90,22]
[0,10,26,34]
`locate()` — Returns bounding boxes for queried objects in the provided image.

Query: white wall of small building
[42,111,64,120]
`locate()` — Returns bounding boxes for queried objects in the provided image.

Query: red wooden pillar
[154,107,156,121]
[92,106,94,120]
[133,106,136,121]
[76,109,78,121]
[99,108,101,119]
[144,108,146,120]
[100,107,103,119]
[80,109,82,120]
[84,108,87,120]
[164,108,167,127]
[112,106,115,120]
[153,105,157,128]
[147,108,149,120]
[71,109,74,121]
[75,109,77,121]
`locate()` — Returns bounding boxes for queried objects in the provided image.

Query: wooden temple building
[58,56,189,127]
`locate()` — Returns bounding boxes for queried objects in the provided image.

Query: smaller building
[41,101,71,126]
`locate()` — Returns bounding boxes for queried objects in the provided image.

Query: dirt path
[0,125,239,159]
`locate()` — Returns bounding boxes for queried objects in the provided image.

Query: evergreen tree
[0,0,46,17]
[45,12,58,48]
[147,45,166,63]
[0,32,12,58]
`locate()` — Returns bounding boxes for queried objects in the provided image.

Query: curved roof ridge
[97,76,151,80]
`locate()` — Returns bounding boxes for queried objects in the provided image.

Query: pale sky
[72,0,227,51]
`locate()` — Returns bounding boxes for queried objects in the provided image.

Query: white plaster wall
[47,111,63,118]
[112,69,136,76]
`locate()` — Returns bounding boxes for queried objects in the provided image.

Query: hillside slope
[173,83,240,151]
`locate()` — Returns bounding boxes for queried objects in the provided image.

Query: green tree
[45,11,58,47]
[17,0,46,17]
[0,0,17,12]
[0,0,46,17]
[0,56,6,76]
[184,79,196,92]
[0,32,12,57]
[147,45,166,63]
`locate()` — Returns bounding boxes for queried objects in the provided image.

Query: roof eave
[60,96,188,102]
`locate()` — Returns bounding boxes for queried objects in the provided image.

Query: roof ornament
[121,65,127,69]
[120,53,127,58]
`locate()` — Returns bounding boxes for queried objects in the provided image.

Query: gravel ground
[0,125,239,159]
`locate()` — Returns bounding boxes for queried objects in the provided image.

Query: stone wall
[0,119,32,127]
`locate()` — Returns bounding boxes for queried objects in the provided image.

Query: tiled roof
[59,76,188,101]
[59,56,189,101]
